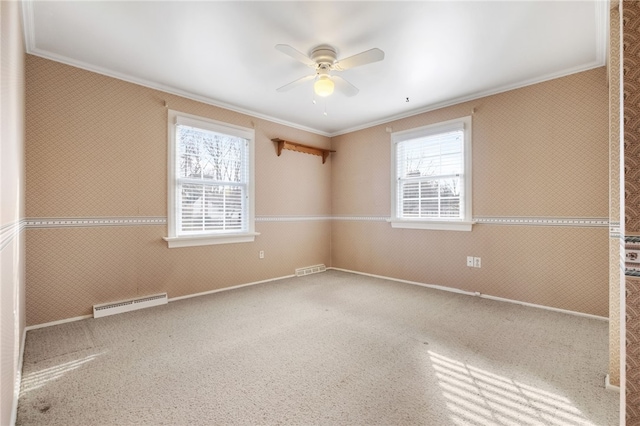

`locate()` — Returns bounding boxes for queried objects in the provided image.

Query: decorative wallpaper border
[611,221,621,239]
[625,236,640,276]
[473,217,609,227]
[23,216,609,229]
[0,219,26,251]
[26,217,167,229]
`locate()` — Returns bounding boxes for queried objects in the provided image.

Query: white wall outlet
[474,257,481,268]
[467,256,474,267]
[259,250,264,259]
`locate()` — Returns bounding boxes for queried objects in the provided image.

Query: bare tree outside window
[398,131,463,219]
[177,125,246,233]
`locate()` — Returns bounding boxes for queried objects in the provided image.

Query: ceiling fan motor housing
[310,45,337,65]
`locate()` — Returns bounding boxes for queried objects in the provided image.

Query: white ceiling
[23,1,608,136]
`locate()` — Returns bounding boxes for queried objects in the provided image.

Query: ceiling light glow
[314,76,334,97]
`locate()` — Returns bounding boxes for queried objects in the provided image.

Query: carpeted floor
[17,270,618,425]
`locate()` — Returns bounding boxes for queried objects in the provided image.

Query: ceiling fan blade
[276,74,316,92]
[334,48,385,71]
[275,44,316,67]
[332,75,359,97]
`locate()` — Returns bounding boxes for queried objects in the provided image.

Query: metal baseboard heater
[295,264,326,277]
[93,293,168,318]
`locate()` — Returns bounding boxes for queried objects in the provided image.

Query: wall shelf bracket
[272,138,335,164]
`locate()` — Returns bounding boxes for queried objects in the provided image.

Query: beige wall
[623,2,640,422]
[0,1,26,425]
[24,57,610,324]
[331,67,609,317]
[25,55,331,326]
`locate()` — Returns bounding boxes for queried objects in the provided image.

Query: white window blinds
[395,123,465,220]
[175,124,249,234]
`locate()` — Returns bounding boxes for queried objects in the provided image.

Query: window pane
[394,123,469,221]
[440,178,461,197]
[177,125,246,183]
[403,199,419,217]
[420,181,439,198]
[402,181,419,200]
[421,199,438,217]
[441,198,460,217]
[179,183,245,233]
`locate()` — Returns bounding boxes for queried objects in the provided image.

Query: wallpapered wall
[624,1,640,422]
[25,55,332,326]
[25,60,610,323]
[331,67,609,317]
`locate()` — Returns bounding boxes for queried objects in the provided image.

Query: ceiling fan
[275,44,385,98]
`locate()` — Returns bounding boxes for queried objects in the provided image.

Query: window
[164,110,257,248]
[390,116,473,231]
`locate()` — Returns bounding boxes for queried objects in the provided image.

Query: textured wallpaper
[624,1,640,422]
[25,55,332,325]
[609,3,622,389]
[331,67,609,317]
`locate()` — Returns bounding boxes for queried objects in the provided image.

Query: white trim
[390,116,473,231]
[166,110,256,248]
[329,267,478,297]
[20,275,296,329]
[328,267,609,321]
[331,61,604,137]
[256,216,333,222]
[479,293,608,321]
[163,232,259,248]
[605,374,620,392]
[1,219,26,251]
[331,216,389,222]
[168,274,296,302]
[24,314,93,331]
[22,1,606,139]
[11,328,27,426]
[24,48,330,138]
[391,220,475,232]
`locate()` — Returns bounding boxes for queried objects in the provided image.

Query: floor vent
[295,264,327,277]
[93,293,168,318]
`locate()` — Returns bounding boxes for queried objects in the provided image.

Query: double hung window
[391,116,473,231]
[165,110,256,247]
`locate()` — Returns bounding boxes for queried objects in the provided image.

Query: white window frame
[163,110,258,248]
[390,116,474,232]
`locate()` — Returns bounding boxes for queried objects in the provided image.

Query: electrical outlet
[474,257,481,268]
[259,250,264,259]
[467,256,474,267]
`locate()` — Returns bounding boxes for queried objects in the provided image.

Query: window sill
[163,232,260,248]
[390,220,475,232]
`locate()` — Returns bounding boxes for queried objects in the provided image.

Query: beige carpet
[17,270,618,425]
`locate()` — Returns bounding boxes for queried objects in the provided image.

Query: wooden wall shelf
[272,138,335,164]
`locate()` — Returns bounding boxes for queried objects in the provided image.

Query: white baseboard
[25,274,298,330]
[328,267,609,321]
[168,274,295,303]
[605,374,621,392]
[10,328,27,426]
[25,314,93,331]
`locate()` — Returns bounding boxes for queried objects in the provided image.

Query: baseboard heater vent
[295,264,327,277]
[93,293,168,318]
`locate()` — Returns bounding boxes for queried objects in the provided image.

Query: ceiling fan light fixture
[314,76,334,97]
